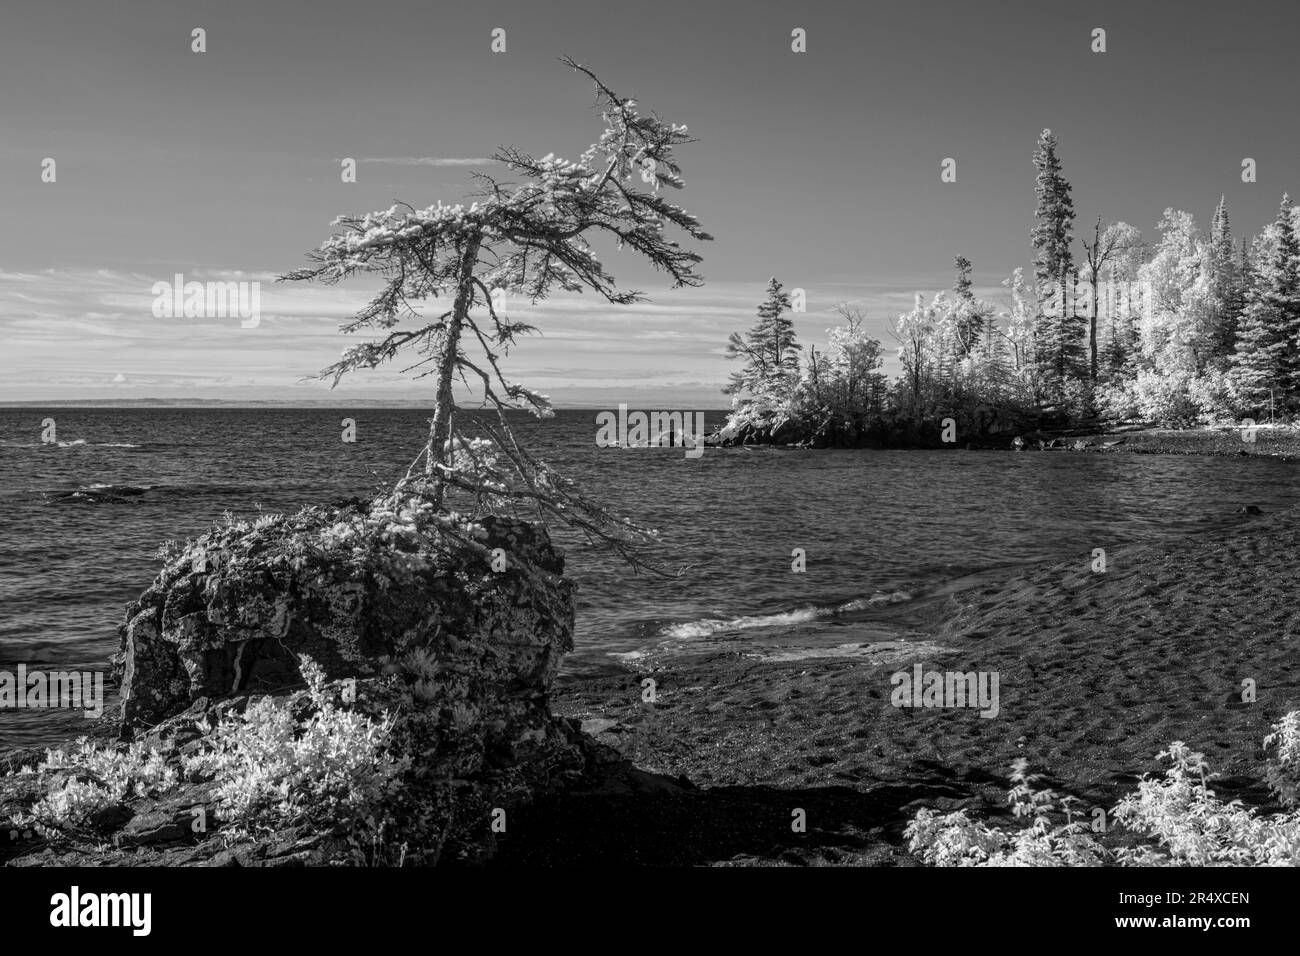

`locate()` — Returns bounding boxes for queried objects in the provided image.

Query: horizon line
[0,400,734,410]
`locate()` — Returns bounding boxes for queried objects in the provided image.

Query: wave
[47,483,154,503]
[660,590,914,640]
[42,478,331,504]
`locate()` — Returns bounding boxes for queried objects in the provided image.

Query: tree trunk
[1090,280,1099,382]
[1059,272,1069,384]
[425,236,483,502]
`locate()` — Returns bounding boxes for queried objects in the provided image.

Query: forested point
[717,129,1300,449]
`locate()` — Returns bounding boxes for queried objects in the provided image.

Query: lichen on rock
[47,485,613,865]
[114,488,574,733]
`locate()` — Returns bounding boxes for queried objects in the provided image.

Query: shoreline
[712,422,1300,460]
[1069,425,1300,460]
[4,439,1299,865]
[539,502,1299,863]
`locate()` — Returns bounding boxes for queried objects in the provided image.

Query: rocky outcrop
[709,403,1037,450]
[114,492,573,732]
[710,408,884,449]
[15,488,617,865]
[1,672,615,866]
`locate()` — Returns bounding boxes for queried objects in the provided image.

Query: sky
[1,0,1297,405]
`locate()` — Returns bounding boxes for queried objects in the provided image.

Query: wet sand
[541,506,1299,864]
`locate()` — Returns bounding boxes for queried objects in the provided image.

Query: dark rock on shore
[114,496,573,733]
[2,674,615,866]
[709,403,1040,451]
[4,489,621,866]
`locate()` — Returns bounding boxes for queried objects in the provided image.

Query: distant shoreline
[713,423,1300,460]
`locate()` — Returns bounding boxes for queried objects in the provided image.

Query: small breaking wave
[660,590,914,641]
[47,483,154,503]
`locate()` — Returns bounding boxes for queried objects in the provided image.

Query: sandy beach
[527,502,1299,865]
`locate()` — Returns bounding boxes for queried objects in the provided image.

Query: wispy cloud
[0,268,933,402]
[360,157,496,167]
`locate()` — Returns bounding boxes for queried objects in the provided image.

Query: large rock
[114,491,574,733]
[98,489,606,863]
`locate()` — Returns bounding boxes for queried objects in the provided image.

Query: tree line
[723,129,1300,442]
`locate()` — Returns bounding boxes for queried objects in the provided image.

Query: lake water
[3,406,1298,747]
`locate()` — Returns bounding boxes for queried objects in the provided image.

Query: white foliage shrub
[906,760,1107,866]
[1265,710,1300,809]
[1183,367,1242,425]
[8,739,177,832]
[1112,741,1300,865]
[182,655,405,828]
[907,710,1300,866]
[6,657,407,850]
[1098,367,1239,428]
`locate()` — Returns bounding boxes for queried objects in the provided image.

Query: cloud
[359,157,496,167]
[0,268,928,401]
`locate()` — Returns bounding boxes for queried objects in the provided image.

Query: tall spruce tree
[952,255,985,355]
[1211,195,1233,264]
[724,277,800,396]
[1209,195,1242,364]
[1232,194,1300,410]
[1030,129,1081,390]
[1102,310,1130,377]
[954,255,974,300]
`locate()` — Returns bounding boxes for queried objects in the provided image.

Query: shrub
[906,759,1107,866]
[1097,367,1241,427]
[1264,710,1300,809]
[7,657,408,858]
[1130,369,1200,427]
[1185,367,1242,424]
[182,655,406,831]
[1112,741,1300,865]
[8,739,176,833]
[907,710,1300,866]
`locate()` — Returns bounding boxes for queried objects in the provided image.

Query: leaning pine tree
[282,58,711,565]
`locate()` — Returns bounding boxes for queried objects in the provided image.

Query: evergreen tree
[1102,311,1129,377]
[954,255,974,300]
[1030,129,1080,390]
[724,277,800,396]
[1232,195,1300,410]
[1208,195,1242,364]
[1211,195,1233,262]
[952,255,985,355]
[284,59,708,565]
